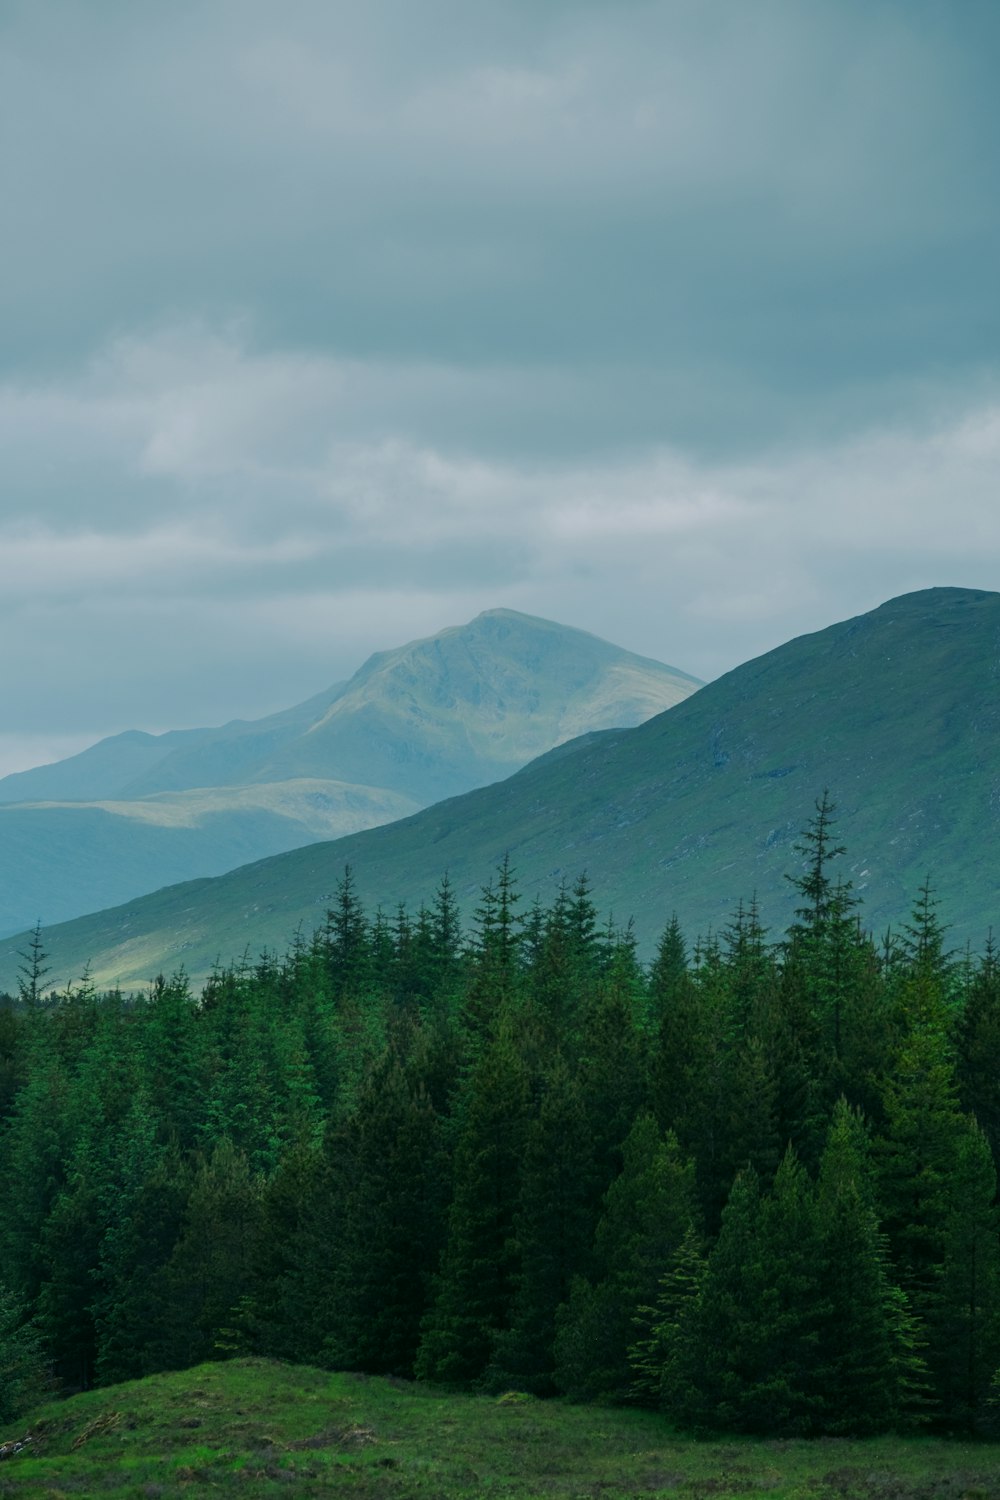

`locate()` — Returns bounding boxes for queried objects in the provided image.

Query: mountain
[0,610,699,937]
[2,586,996,994]
[0,686,342,806]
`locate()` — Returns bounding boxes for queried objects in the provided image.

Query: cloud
[1,322,998,755]
[1,2,998,769]
[2,1,998,433]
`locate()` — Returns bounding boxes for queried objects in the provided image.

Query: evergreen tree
[954,937,1000,1171]
[689,1153,828,1434]
[240,1137,328,1364]
[157,1139,263,1371]
[555,1114,698,1402]
[0,1280,46,1422]
[877,1004,962,1324]
[930,1117,1000,1430]
[91,1100,189,1384]
[0,1019,73,1308]
[648,941,729,1227]
[416,1024,531,1384]
[0,1001,21,1126]
[139,972,204,1151]
[323,1050,447,1376]
[628,1222,706,1419]
[487,1056,594,1393]
[16,922,49,1011]
[461,855,524,1050]
[815,1099,925,1433]
[322,865,372,1001]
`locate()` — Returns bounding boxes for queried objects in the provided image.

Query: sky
[2,0,999,776]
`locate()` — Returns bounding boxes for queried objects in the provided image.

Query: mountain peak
[0,609,700,940]
[10,586,997,990]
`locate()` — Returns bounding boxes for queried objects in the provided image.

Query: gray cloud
[2,324,999,748]
[1,1,998,770]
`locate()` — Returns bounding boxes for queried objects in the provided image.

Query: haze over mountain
[0,610,698,938]
[2,587,995,994]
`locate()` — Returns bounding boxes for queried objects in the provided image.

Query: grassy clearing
[1,1358,998,1499]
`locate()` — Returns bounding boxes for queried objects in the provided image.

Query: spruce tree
[930,1117,1000,1430]
[815,1099,925,1433]
[323,1051,447,1376]
[556,1114,698,1402]
[689,1152,828,1434]
[954,937,1000,1171]
[157,1139,263,1371]
[0,1280,46,1422]
[628,1222,706,1419]
[416,1024,531,1384]
[461,855,524,1051]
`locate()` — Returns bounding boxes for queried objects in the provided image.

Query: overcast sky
[2,0,999,776]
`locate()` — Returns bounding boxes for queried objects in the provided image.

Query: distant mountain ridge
[3,586,996,993]
[0,609,699,937]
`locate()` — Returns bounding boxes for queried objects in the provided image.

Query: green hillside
[0,610,697,939]
[0,780,419,938]
[3,586,996,992]
[3,1359,990,1498]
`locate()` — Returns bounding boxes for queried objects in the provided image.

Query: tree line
[1,796,999,1435]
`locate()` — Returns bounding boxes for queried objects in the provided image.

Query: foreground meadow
[1,1358,997,1499]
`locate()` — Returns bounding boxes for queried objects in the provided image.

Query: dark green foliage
[693,1153,830,1434]
[0,1001,21,1125]
[322,1045,447,1376]
[556,1115,698,1402]
[814,1100,926,1433]
[487,1056,595,1394]
[929,1116,1000,1430]
[1,815,999,1443]
[0,1278,46,1422]
[461,854,524,1050]
[954,937,1000,1167]
[416,1025,531,1384]
[628,1222,706,1418]
[16,921,49,1010]
[156,1139,263,1371]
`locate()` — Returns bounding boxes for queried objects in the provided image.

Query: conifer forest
[2,799,999,1439]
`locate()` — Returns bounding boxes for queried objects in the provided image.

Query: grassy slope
[3,586,998,992]
[1,1358,996,1499]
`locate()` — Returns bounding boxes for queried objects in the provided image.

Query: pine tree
[555,1114,698,1402]
[139,972,205,1151]
[416,1024,531,1384]
[240,1137,328,1364]
[877,1003,962,1325]
[157,1139,263,1371]
[628,1223,706,1419]
[954,937,1000,1171]
[322,865,372,1001]
[487,1055,594,1393]
[461,855,524,1051]
[91,1100,189,1384]
[689,1152,828,1434]
[0,1279,46,1423]
[323,1051,447,1376]
[0,1019,73,1309]
[16,922,49,1011]
[0,1000,21,1127]
[930,1117,1000,1430]
[648,939,729,1228]
[815,1100,925,1433]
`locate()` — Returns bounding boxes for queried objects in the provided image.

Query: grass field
[1,1358,998,1499]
